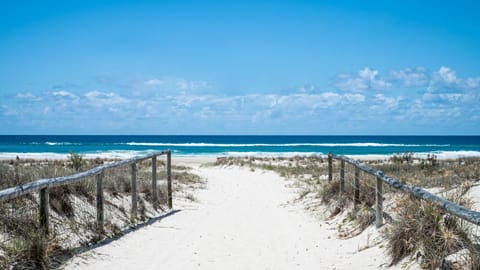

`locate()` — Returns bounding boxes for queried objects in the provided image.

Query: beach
[63,158,397,270]
[2,139,480,269]
[3,1,480,268]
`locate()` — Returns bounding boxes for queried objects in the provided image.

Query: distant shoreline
[1,151,480,161]
[2,135,480,161]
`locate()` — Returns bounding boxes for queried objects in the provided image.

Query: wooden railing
[328,153,480,227]
[0,150,172,234]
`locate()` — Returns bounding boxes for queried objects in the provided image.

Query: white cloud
[333,66,480,93]
[176,80,209,91]
[334,66,480,93]
[15,92,38,100]
[390,67,428,87]
[335,74,368,91]
[343,93,366,103]
[438,66,457,83]
[407,97,464,119]
[4,67,480,133]
[47,90,80,108]
[439,93,463,103]
[136,78,211,96]
[259,92,364,111]
[84,91,129,108]
[464,77,480,89]
[167,91,365,120]
[335,67,391,91]
[422,92,476,105]
[298,84,315,93]
[144,79,164,86]
[52,90,78,99]
[277,93,340,110]
[371,94,402,111]
[428,66,480,92]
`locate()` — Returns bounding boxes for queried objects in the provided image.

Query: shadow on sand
[53,209,182,268]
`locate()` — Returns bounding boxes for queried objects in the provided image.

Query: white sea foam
[125,142,449,147]
[0,150,156,160]
[1,150,479,160]
[45,142,80,146]
[0,152,70,160]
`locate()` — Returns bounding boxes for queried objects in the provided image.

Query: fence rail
[0,150,172,234]
[328,153,480,227]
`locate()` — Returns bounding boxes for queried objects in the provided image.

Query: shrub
[420,154,438,170]
[356,205,376,231]
[320,180,341,204]
[385,195,475,268]
[68,151,84,172]
[390,152,413,164]
[1,230,58,269]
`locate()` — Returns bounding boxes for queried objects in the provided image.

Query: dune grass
[385,194,480,269]
[0,157,204,269]
[215,155,480,268]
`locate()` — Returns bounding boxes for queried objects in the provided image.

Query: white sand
[174,156,217,167]
[64,163,397,270]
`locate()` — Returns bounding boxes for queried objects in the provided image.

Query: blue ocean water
[0,135,479,159]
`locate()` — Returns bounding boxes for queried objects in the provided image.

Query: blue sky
[1,0,479,135]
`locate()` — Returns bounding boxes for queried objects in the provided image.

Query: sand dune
[64,164,397,270]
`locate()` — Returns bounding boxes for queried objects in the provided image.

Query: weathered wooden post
[167,150,172,209]
[376,175,383,228]
[340,159,345,193]
[131,163,137,221]
[328,153,333,182]
[353,167,360,212]
[152,155,158,209]
[96,172,104,232]
[39,187,49,235]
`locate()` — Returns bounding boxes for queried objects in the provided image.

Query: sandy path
[64,166,390,270]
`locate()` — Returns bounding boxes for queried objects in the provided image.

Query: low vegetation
[370,152,480,188]
[67,151,85,172]
[215,154,480,268]
[215,155,328,181]
[0,155,204,269]
[386,194,480,269]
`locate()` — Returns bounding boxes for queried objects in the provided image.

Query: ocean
[0,135,479,159]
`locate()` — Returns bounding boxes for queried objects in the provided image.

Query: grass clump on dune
[370,155,480,188]
[386,194,480,269]
[0,156,204,269]
[1,231,60,270]
[215,155,480,268]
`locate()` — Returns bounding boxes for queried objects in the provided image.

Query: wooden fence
[328,153,480,228]
[0,150,172,235]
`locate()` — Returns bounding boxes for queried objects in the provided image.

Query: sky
[1,0,479,135]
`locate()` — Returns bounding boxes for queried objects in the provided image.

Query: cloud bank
[1,67,479,134]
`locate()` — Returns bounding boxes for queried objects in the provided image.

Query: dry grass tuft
[215,155,327,181]
[370,156,480,188]
[319,180,340,204]
[0,157,204,268]
[0,227,63,270]
[385,195,479,268]
[215,155,480,268]
[356,205,376,231]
